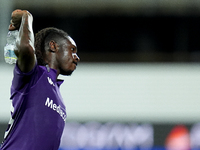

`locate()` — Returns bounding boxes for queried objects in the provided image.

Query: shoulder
[11,63,43,91]
[13,62,47,76]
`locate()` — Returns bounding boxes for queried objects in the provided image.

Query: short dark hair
[34,27,69,65]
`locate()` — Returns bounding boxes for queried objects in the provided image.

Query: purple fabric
[1,64,66,150]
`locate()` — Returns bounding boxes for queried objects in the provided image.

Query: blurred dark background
[12,0,200,63]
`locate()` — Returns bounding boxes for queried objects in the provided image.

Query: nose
[72,53,80,62]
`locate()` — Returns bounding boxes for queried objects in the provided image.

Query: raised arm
[9,9,36,72]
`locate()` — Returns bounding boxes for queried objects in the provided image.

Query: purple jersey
[0,64,66,150]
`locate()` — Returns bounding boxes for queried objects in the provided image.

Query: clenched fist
[9,9,31,31]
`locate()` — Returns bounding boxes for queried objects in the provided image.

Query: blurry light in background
[60,122,153,150]
[165,125,190,150]
[190,123,200,149]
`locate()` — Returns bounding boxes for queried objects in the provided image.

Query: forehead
[67,36,76,47]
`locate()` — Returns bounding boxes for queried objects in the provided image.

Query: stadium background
[1,0,200,149]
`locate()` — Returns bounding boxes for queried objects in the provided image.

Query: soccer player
[0,9,80,150]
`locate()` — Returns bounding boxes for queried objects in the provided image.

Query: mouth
[73,62,77,66]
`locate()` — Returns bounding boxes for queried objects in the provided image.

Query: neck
[44,51,60,77]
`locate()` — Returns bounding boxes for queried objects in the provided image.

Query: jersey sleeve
[10,62,37,98]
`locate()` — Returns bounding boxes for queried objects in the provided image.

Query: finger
[10,19,14,25]
[8,24,16,31]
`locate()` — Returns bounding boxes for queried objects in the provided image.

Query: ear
[49,40,58,52]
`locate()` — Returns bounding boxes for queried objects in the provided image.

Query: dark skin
[9,9,80,76]
[46,39,80,76]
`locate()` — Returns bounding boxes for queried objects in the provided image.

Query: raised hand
[9,9,30,31]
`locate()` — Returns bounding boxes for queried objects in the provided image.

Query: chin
[61,70,74,76]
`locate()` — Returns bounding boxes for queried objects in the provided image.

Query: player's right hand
[9,9,29,31]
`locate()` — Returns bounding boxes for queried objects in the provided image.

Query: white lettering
[45,97,67,121]
[53,104,57,110]
[57,105,60,113]
[45,97,53,108]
